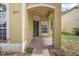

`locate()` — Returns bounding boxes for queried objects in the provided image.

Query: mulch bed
[0,51,31,56]
[48,48,67,56]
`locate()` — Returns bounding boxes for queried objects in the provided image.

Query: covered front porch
[26,4,54,49]
[22,3,61,53]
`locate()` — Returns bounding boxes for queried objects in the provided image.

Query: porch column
[23,4,33,53]
[22,4,30,53]
[39,16,42,36]
[53,4,61,48]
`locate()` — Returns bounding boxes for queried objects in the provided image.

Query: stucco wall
[28,13,33,43]
[48,12,54,36]
[9,3,22,43]
[25,11,33,46]
[62,7,79,33]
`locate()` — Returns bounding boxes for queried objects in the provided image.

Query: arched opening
[27,5,55,48]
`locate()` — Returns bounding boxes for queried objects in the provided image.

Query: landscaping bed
[48,48,66,56]
[0,47,33,56]
[0,51,31,56]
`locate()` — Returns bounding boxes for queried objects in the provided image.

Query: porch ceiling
[28,6,54,16]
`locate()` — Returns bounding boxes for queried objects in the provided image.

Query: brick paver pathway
[30,33,53,56]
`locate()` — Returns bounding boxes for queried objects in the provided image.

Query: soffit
[28,6,54,16]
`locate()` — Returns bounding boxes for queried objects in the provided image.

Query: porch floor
[29,33,53,56]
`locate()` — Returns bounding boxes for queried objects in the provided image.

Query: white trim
[22,3,26,53]
[26,4,55,9]
[6,4,9,43]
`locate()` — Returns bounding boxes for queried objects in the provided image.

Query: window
[0,4,7,43]
[34,15,39,21]
[0,4,6,12]
[41,20,48,33]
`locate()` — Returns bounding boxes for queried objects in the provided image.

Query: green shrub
[25,47,33,54]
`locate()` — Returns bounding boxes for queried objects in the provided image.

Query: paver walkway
[31,48,50,56]
[30,33,53,56]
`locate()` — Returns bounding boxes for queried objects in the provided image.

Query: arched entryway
[23,3,61,53]
[27,5,55,49]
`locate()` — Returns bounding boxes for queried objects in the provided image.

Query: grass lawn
[61,32,79,41]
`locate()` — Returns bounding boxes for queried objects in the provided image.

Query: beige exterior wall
[54,4,61,48]
[27,13,33,43]
[24,10,33,47]
[62,7,79,33]
[9,3,22,43]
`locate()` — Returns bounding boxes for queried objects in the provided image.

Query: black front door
[33,21,39,37]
